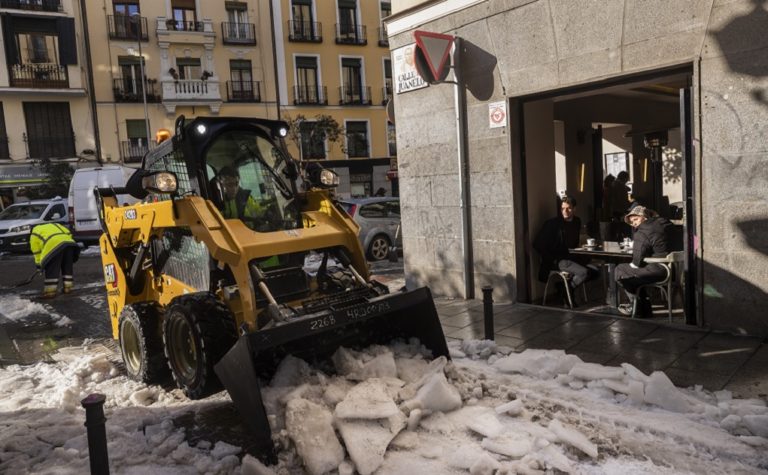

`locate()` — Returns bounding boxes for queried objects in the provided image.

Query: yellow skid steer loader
[95,116,448,463]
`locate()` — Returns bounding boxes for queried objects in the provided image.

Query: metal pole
[132,13,151,149]
[81,393,110,475]
[453,38,474,299]
[482,286,494,340]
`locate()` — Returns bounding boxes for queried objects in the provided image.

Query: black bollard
[482,286,494,341]
[81,393,110,475]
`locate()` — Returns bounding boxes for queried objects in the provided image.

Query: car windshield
[0,204,47,221]
[205,129,299,232]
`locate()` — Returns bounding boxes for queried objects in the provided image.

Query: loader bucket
[214,286,449,464]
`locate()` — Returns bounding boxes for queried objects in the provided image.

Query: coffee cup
[586,238,596,247]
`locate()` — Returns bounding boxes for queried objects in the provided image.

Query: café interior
[519,68,695,323]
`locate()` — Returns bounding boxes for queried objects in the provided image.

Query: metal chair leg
[561,275,574,308]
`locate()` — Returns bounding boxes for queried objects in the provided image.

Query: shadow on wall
[702,218,768,337]
[460,39,497,102]
[406,246,517,302]
[712,0,768,107]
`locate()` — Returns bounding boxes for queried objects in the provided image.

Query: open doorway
[516,66,696,324]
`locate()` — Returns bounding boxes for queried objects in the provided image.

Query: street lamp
[130,12,151,153]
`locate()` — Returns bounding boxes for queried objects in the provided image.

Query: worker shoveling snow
[0,338,766,474]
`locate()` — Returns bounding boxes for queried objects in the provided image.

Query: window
[117,56,145,97]
[171,0,198,30]
[23,102,75,158]
[295,56,320,103]
[230,60,254,100]
[380,1,391,18]
[46,204,66,220]
[341,58,363,103]
[338,0,360,43]
[18,33,57,64]
[226,3,251,41]
[387,123,397,157]
[299,121,325,159]
[126,119,148,147]
[346,121,368,158]
[113,2,141,38]
[176,57,201,80]
[383,58,392,103]
[292,0,313,24]
[359,202,387,218]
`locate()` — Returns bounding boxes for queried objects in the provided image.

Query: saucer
[584,245,598,250]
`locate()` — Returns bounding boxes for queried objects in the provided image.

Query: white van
[68,165,137,245]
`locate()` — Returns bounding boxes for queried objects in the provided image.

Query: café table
[569,242,633,308]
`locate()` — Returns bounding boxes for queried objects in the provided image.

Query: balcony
[120,140,156,164]
[24,133,75,159]
[293,85,327,105]
[288,20,322,42]
[165,19,204,32]
[156,17,215,46]
[9,64,68,89]
[226,81,261,102]
[339,86,371,106]
[335,24,366,45]
[222,22,256,45]
[108,15,149,41]
[161,79,222,114]
[113,78,160,103]
[378,27,388,47]
[0,0,61,12]
[382,85,392,105]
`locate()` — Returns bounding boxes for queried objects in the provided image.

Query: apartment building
[273,0,397,198]
[86,0,279,165]
[0,0,95,203]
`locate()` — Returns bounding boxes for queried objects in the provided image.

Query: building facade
[387,0,768,337]
[0,0,96,204]
[85,0,279,165]
[272,0,397,198]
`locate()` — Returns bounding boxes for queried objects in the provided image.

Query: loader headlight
[305,162,339,188]
[142,171,178,194]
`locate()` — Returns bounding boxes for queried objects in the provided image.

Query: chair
[542,271,588,309]
[631,251,684,322]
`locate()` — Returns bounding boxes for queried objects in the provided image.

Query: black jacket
[631,217,672,267]
[533,216,581,282]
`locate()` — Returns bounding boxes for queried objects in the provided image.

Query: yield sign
[414,30,454,81]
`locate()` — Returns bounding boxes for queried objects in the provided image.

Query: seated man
[217,166,265,225]
[533,196,598,304]
[615,206,672,317]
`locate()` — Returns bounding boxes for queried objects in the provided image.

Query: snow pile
[0,294,72,327]
[0,339,767,474]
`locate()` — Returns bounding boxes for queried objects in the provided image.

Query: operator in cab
[217,166,267,224]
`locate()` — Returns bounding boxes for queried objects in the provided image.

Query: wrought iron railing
[113,78,160,103]
[9,64,68,88]
[338,85,371,105]
[165,19,204,32]
[382,85,392,105]
[0,0,61,12]
[24,132,75,159]
[378,27,388,47]
[226,81,261,102]
[288,20,322,42]
[335,23,366,45]
[222,22,256,44]
[108,15,149,41]
[293,85,327,105]
[120,140,156,164]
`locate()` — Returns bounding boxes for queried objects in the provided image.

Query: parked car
[339,197,401,261]
[68,165,137,246]
[0,197,69,253]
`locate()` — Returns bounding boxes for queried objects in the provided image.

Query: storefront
[0,162,48,207]
[386,1,768,337]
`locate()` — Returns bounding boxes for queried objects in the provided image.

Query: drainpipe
[268,0,281,120]
[79,0,103,165]
[453,37,474,299]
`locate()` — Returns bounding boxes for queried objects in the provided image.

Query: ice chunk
[743,415,768,437]
[410,372,462,413]
[495,399,523,416]
[332,347,365,377]
[621,362,650,383]
[536,444,574,473]
[568,362,625,381]
[481,434,533,458]
[128,388,157,406]
[335,379,401,420]
[270,355,311,387]
[548,419,597,458]
[461,339,498,359]
[627,379,645,405]
[323,378,353,406]
[720,414,742,431]
[285,398,344,475]
[445,444,490,469]
[211,441,241,459]
[338,460,355,475]
[469,452,501,475]
[602,379,631,395]
[336,415,406,475]
[644,371,693,413]
[399,356,449,400]
[240,454,277,475]
[493,349,580,379]
[348,351,398,381]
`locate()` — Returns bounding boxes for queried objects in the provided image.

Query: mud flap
[214,286,449,464]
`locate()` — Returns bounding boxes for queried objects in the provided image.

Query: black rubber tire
[368,234,391,261]
[163,293,238,399]
[118,302,169,384]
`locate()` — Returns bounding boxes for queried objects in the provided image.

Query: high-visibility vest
[29,223,77,267]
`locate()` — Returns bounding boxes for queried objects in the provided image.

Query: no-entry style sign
[414,30,454,84]
[488,101,507,128]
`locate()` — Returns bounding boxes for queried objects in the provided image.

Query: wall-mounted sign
[393,44,427,94]
[488,101,507,128]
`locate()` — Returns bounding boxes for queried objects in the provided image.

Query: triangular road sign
[414,30,454,81]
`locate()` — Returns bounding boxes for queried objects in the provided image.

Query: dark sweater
[533,216,581,282]
[631,217,672,267]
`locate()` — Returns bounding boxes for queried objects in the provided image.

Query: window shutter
[1,15,19,65]
[339,0,356,8]
[57,18,77,65]
[126,119,148,138]
[295,56,316,68]
[341,58,360,68]
[230,59,251,70]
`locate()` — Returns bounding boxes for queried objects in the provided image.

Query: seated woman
[615,206,672,317]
